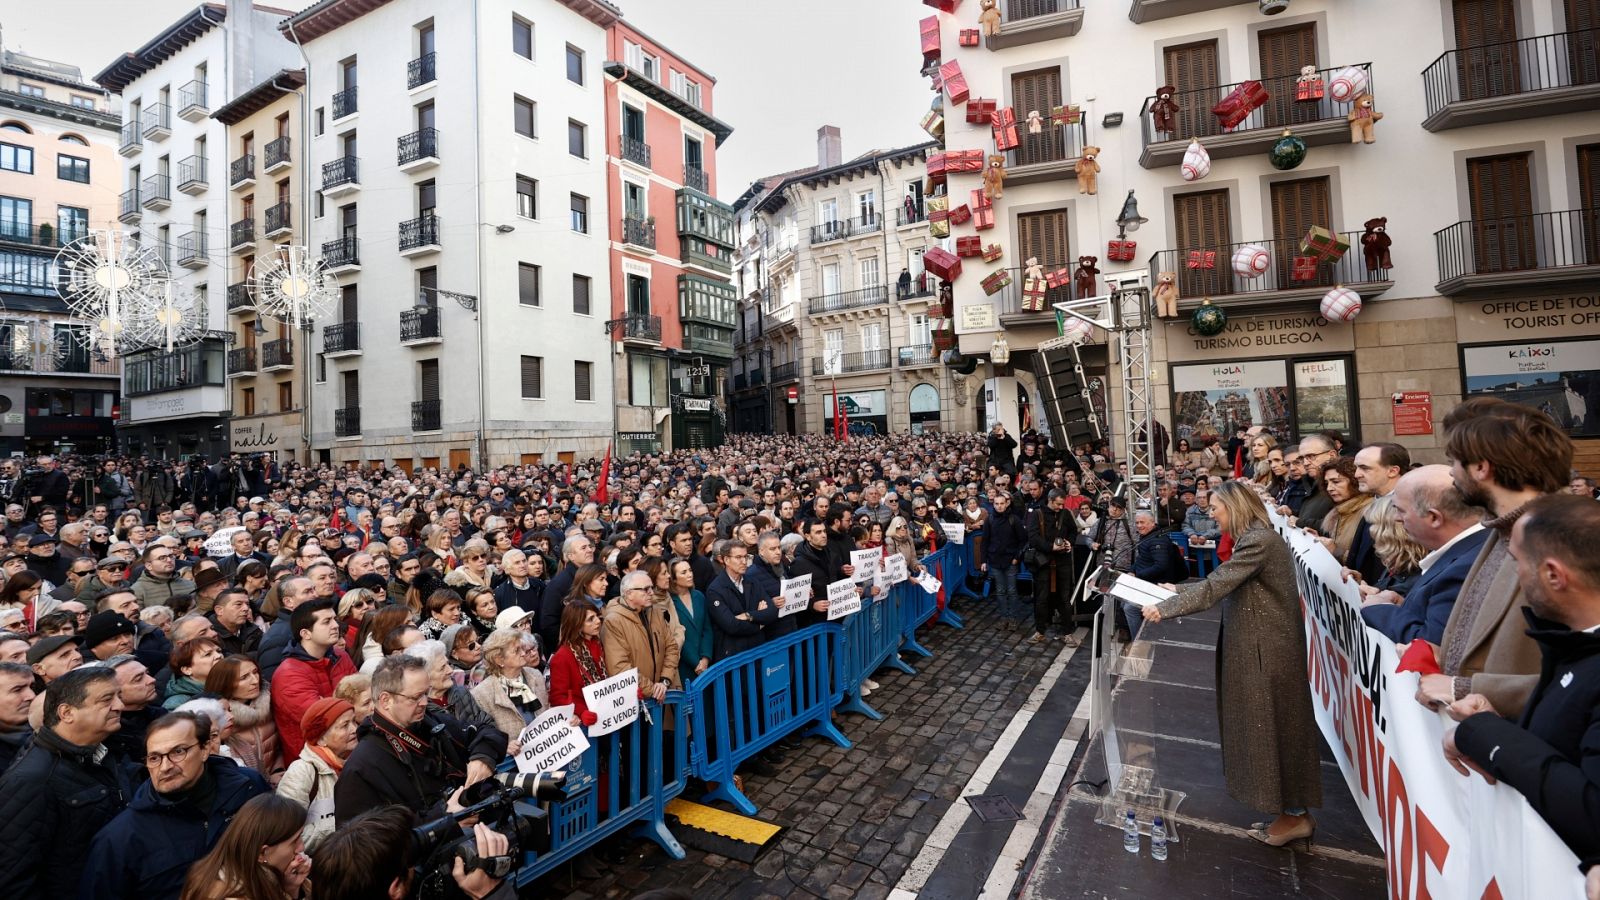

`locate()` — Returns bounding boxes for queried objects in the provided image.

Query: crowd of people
[0,406,1596,898]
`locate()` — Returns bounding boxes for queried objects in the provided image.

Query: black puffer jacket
[334,709,506,827]
[0,726,131,897]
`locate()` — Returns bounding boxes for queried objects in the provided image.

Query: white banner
[779,574,812,618]
[204,526,245,558]
[940,522,965,545]
[582,668,640,737]
[1271,511,1584,899]
[513,704,589,775]
[826,577,861,620]
[851,547,882,585]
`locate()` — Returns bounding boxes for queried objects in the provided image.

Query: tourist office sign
[1163,312,1354,363]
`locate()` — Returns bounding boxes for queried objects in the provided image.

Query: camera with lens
[412,770,567,900]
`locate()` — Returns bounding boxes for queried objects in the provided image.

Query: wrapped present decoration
[956,236,983,257]
[982,243,1003,263]
[1186,249,1217,270]
[959,28,980,46]
[949,204,973,225]
[1107,239,1137,262]
[1300,226,1351,263]
[1050,104,1082,126]
[924,246,963,282]
[980,269,1012,296]
[922,0,961,11]
[1022,276,1048,311]
[932,328,955,351]
[920,16,941,64]
[1046,267,1073,289]
[991,107,1019,151]
[920,109,945,140]
[927,195,951,237]
[1296,76,1325,102]
[940,60,970,105]
[969,188,991,210]
[1328,66,1370,103]
[972,207,996,230]
[947,149,986,173]
[1290,255,1318,281]
[1211,80,1269,130]
[966,98,997,124]
[1321,286,1363,322]
[1181,139,1211,181]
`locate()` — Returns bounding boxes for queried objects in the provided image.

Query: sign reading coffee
[1462,337,1600,438]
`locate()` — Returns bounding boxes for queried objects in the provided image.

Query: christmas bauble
[1191,298,1227,336]
[1181,139,1211,182]
[1320,286,1363,322]
[1058,313,1094,344]
[1232,243,1271,277]
[1329,66,1369,103]
[1269,130,1307,170]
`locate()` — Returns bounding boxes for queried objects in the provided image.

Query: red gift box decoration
[1186,249,1217,269]
[982,243,1003,263]
[947,149,985,173]
[940,60,970,105]
[956,236,983,257]
[1050,104,1082,126]
[969,188,991,210]
[1046,268,1073,289]
[991,107,1020,151]
[924,247,962,282]
[920,16,941,64]
[972,207,996,230]
[1211,80,1269,131]
[922,0,961,10]
[1295,78,1325,102]
[1107,239,1137,262]
[1290,255,1318,281]
[948,204,972,225]
[980,269,1012,296]
[959,28,980,46]
[966,98,997,124]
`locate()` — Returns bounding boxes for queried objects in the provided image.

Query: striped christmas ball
[1328,66,1369,103]
[1320,286,1363,321]
[1181,139,1211,182]
[1058,314,1094,344]
[1232,243,1271,277]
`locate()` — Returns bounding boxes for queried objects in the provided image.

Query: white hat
[494,607,536,630]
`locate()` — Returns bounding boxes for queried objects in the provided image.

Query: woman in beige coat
[275,697,358,851]
[1142,480,1322,846]
[471,627,550,749]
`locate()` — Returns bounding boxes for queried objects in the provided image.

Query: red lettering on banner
[1352,687,1375,799]
[1384,758,1413,900]
[1414,806,1450,900]
[1478,877,1503,900]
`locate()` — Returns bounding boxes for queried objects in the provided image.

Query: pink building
[601,22,735,452]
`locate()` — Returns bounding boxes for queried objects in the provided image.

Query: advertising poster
[1171,359,1291,444]
[1462,338,1599,437]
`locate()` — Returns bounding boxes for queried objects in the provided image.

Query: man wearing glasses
[1293,434,1340,528]
[80,710,269,899]
[129,544,196,610]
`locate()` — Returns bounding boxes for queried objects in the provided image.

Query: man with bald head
[1360,465,1489,644]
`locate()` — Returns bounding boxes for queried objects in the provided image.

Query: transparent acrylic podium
[1078,566,1188,843]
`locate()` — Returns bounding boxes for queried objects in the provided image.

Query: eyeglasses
[145,742,198,768]
[391,690,428,704]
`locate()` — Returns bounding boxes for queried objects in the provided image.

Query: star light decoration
[54,230,172,358]
[128,282,207,352]
[248,246,339,331]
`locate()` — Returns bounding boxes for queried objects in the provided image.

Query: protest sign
[939,522,965,544]
[204,526,245,558]
[883,553,908,584]
[851,547,883,585]
[582,668,640,736]
[826,577,861,620]
[513,704,589,775]
[915,570,942,595]
[780,573,812,618]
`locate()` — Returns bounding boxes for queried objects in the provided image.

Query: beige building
[0,46,122,454]
[212,69,307,461]
[731,131,979,437]
[931,0,1600,474]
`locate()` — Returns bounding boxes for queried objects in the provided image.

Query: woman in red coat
[548,601,606,726]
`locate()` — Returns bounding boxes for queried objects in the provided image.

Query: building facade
[929,0,1600,472]
[0,46,122,455]
[95,1,302,460]
[733,131,976,438]
[284,0,621,470]
[212,69,308,461]
[602,21,737,455]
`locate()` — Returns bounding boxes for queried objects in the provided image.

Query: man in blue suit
[705,540,775,661]
[1362,465,1489,645]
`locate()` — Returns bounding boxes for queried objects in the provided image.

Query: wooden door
[421,456,440,471]
[393,458,414,476]
[1010,68,1065,166]
[1017,209,1073,310]
[1269,177,1335,287]
[1258,23,1318,128]
[1164,41,1220,140]
[1453,0,1521,101]
[448,449,471,471]
[1567,0,1600,86]
[1174,190,1233,298]
[557,451,575,468]
[1466,153,1536,273]
[1579,143,1600,264]
[520,453,543,465]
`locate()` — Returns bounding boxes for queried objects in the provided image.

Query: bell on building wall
[1115,190,1148,233]
[1260,0,1290,13]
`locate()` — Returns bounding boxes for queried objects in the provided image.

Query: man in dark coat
[335,655,505,827]
[986,424,1018,475]
[747,531,796,640]
[0,668,132,897]
[1129,510,1186,639]
[1026,489,1078,644]
[1361,466,1488,645]
[538,533,594,655]
[788,518,844,627]
[982,492,1027,625]
[81,712,270,899]
[0,661,33,771]
[705,540,773,661]
[667,521,716,593]
[207,587,265,657]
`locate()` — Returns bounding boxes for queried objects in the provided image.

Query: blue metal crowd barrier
[505,695,689,886]
[836,587,916,721]
[1169,532,1220,577]
[932,541,970,629]
[680,624,852,815]
[898,557,939,660]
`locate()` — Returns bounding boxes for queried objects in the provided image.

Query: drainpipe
[471,0,488,467]
[271,49,313,463]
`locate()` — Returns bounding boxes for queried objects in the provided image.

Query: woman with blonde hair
[471,628,549,747]
[1249,433,1279,483]
[445,541,494,590]
[1143,480,1321,847]
[1364,495,1425,595]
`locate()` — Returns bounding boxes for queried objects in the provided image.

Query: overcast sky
[3,0,931,201]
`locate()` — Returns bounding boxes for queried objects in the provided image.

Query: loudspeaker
[1033,344,1102,449]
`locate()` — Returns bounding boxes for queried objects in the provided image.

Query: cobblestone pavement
[534,592,1086,900]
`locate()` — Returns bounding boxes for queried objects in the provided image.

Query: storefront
[909,382,941,434]
[1455,294,1600,441]
[229,414,303,461]
[20,387,118,455]
[823,389,889,437]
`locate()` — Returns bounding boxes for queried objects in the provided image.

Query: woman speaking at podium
[1140,481,1322,847]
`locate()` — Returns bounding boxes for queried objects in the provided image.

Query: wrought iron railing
[400,214,440,251]
[620,135,652,168]
[142,103,170,136]
[321,156,358,190]
[398,127,438,165]
[609,313,663,342]
[1424,30,1600,118]
[324,321,361,354]
[332,85,358,119]
[227,283,254,312]
[1006,0,1080,19]
[683,165,709,192]
[771,361,800,381]
[622,215,656,250]
[228,347,257,373]
[412,399,441,432]
[176,232,206,265]
[1012,117,1088,168]
[264,136,292,169]
[408,51,437,89]
[1146,230,1381,301]
[179,80,208,115]
[807,285,889,315]
[1435,208,1600,284]
[229,218,254,248]
[265,201,292,235]
[1137,62,1374,147]
[323,235,359,269]
[0,221,89,247]
[812,349,891,375]
[899,344,938,366]
[809,220,847,245]
[119,121,141,152]
[141,174,170,205]
[262,338,294,368]
[230,154,254,186]
[177,155,207,190]
[897,205,927,226]
[335,406,361,437]
[401,306,442,342]
[849,214,882,236]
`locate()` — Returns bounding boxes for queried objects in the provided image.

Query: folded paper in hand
[1109,573,1176,608]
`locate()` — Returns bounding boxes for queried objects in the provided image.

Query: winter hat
[441,623,473,655]
[26,634,79,665]
[82,611,137,650]
[300,697,355,746]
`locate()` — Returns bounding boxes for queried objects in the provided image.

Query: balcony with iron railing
[899,275,937,301]
[398,127,439,171]
[227,282,254,314]
[813,349,891,375]
[142,103,171,139]
[683,165,709,192]
[847,213,882,238]
[228,347,258,376]
[179,80,208,121]
[621,215,656,251]
[262,338,294,370]
[984,0,1084,49]
[140,174,171,209]
[265,201,292,237]
[1143,230,1392,312]
[177,156,207,194]
[117,188,141,222]
[1007,117,1090,186]
[1128,0,1248,23]
[321,156,359,196]
[0,340,120,376]
[118,121,142,156]
[897,204,927,227]
[324,320,361,355]
[609,312,663,343]
[981,261,1079,325]
[1422,30,1600,131]
[1434,208,1600,295]
[332,85,358,120]
[230,154,255,188]
[323,235,360,271]
[412,399,441,432]
[809,220,847,245]
[0,221,89,247]
[1137,63,1375,168]
[620,135,652,168]
[899,344,939,367]
[264,136,292,172]
[399,214,441,255]
[807,285,889,316]
[771,360,800,382]
[408,51,437,90]
[335,406,361,437]
[229,217,255,250]
[401,306,442,344]
[176,232,206,269]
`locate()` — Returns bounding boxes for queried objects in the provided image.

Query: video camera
[411,770,567,900]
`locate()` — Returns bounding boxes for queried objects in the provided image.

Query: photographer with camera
[334,655,507,828]
[312,805,515,900]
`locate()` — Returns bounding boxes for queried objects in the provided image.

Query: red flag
[594,442,612,504]
[832,379,844,441]
[1232,444,1245,479]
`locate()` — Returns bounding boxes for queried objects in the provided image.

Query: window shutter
[1579,144,1600,264]
[343,370,360,406]
[1174,189,1232,297]
[1163,41,1220,140]
[1567,0,1600,84]
[1269,177,1333,287]
[575,361,592,401]
[573,275,591,315]
[340,285,358,322]
[1467,153,1535,272]
[1453,0,1521,100]
[520,355,542,398]
[1010,68,1063,166]
[420,359,440,401]
[1017,210,1070,269]
[1258,24,1317,128]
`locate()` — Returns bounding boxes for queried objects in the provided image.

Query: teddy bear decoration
[1152,271,1180,319]
[1072,255,1100,300]
[1151,85,1179,137]
[1026,109,1043,135]
[1295,65,1325,102]
[1361,217,1392,271]
[977,0,1002,36]
[1074,146,1101,195]
[1347,93,1383,144]
[982,154,1007,201]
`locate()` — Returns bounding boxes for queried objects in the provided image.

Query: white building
[95,0,302,459]
[282,0,620,470]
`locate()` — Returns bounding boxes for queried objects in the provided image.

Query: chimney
[817,125,841,169]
